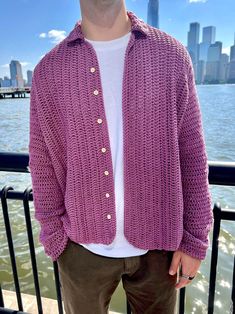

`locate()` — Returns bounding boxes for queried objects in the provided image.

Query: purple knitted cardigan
[29,10,214,262]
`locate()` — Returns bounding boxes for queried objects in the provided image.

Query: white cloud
[20,61,31,66]
[39,32,47,38]
[222,47,230,55]
[1,64,9,68]
[189,0,208,3]
[39,29,66,44]
[48,30,66,43]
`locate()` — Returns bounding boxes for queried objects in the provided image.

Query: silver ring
[180,274,195,280]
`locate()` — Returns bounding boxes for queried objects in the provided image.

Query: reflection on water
[0,85,235,313]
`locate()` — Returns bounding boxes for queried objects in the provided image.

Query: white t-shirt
[78,31,148,258]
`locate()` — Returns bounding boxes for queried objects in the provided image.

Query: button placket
[91,64,112,222]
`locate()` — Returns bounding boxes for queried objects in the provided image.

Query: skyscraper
[205,41,222,83]
[219,53,229,82]
[199,26,216,62]
[10,60,24,88]
[187,22,200,77]
[147,0,159,29]
[27,70,33,86]
[202,26,216,44]
[228,33,235,82]
[197,60,206,84]
[230,33,235,61]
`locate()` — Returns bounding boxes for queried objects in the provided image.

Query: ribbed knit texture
[28,10,214,262]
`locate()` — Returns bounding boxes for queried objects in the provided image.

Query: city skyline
[186,21,235,83]
[0,0,235,80]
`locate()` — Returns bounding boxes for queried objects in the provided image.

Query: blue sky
[0,0,235,79]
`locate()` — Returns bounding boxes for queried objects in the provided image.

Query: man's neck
[79,1,131,41]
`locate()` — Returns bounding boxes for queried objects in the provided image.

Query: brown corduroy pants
[57,239,178,314]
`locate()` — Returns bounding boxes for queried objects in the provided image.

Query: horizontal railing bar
[208,161,235,186]
[1,189,235,220]
[220,209,235,220]
[0,152,29,173]
[0,188,33,201]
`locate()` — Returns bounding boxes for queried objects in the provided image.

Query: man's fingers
[169,251,181,275]
[175,264,196,289]
[175,275,191,289]
[168,250,201,289]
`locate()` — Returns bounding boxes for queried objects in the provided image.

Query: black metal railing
[0,151,235,314]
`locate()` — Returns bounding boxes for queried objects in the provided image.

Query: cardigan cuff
[38,225,69,262]
[177,228,212,260]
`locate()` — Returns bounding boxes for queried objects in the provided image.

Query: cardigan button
[101,147,106,153]
[97,118,103,124]
[105,193,110,198]
[104,170,109,176]
[93,89,99,95]
[107,214,111,219]
[90,67,96,73]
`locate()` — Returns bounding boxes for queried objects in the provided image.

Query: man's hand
[168,250,201,289]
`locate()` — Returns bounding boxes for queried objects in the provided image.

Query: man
[28,0,214,313]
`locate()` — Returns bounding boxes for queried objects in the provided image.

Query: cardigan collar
[66,10,150,45]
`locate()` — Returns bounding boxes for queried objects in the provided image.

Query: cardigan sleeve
[177,58,214,260]
[28,74,69,262]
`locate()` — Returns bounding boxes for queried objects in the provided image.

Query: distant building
[10,60,24,88]
[230,33,235,61]
[27,70,33,86]
[227,33,235,82]
[1,76,11,87]
[230,47,235,61]
[147,0,159,29]
[187,22,200,77]
[197,60,206,84]
[202,26,216,44]
[205,41,222,83]
[199,42,211,63]
[219,53,229,83]
[199,26,216,62]
[228,61,235,82]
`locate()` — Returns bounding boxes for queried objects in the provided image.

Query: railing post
[231,254,235,314]
[179,287,186,314]
[53,261,64,314]
[208,202,221,314]
[0,284,4,307]
[23,186,43,314]
[1,185,24,312]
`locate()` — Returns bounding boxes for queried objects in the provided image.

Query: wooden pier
[0,87,31,99]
